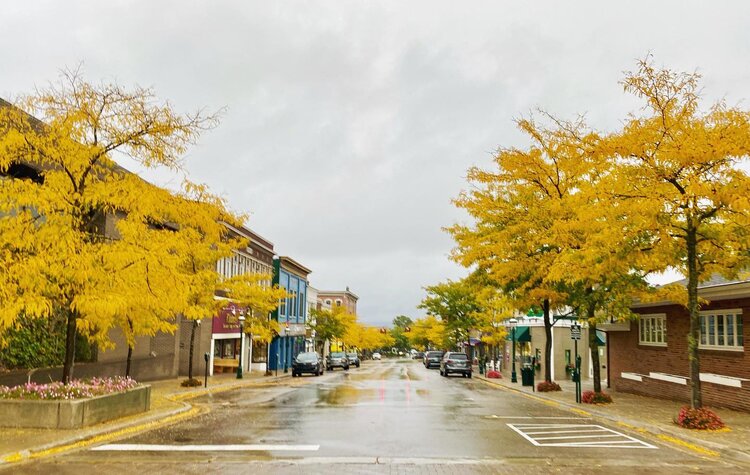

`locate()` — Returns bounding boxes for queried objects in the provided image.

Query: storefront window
[214,339,239,359]
[252,341,268,363]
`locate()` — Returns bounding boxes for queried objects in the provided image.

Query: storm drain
[507,423,657,449]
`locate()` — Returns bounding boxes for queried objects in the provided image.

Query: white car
[372,352,381,360]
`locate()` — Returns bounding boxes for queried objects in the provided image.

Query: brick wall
[610,298,750,412]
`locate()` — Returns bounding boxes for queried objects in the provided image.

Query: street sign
[570,324,582,340]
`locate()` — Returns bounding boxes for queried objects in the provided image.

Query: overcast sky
[3,1,750,326]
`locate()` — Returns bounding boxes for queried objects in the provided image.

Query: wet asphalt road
[9,359,739,474]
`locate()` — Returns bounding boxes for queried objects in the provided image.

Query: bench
[213,357,239,373]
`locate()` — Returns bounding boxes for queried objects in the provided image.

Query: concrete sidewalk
[0,370,291,466]
[476,372,750,465]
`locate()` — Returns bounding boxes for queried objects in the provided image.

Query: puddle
[316,385,376,405]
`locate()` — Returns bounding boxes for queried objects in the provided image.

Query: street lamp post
[509,318,518,383]
[237,314,246,379]
[283,323,290,373]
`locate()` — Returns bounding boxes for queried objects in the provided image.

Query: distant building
[269,256,312,372]
[318,287,359,315]
[604,276,750,412]
[502,315,606,383]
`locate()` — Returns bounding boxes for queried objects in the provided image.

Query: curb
[476,376,750,465]
[0,373,292,467]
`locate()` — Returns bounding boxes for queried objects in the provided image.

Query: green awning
[506,326,531,342]
[596,329,606,346]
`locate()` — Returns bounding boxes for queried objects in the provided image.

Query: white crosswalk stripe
[507,423,657,449]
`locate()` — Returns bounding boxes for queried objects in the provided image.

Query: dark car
[424,351,444,369]
[292,352,324,377]
[346,352,361,368]
[326,351,350,371]
[413,351,424,360]
[440,352,471,378]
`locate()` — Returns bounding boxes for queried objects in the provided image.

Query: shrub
[0,376,138,400]
[486,370,502,379]
[675,406,725,430]
[181,378,202,387]
[581,390,613,404]
[537,381,562,392]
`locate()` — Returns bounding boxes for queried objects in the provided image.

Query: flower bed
[0,377,149,429]
[674,406,726,430]
[0,376,139,400]
[581,390,613,404]
[537,381,562,392]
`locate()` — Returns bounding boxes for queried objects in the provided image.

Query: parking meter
[203,352,209,388]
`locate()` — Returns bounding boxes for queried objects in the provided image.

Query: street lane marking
[485,415,591,419]
[91,444,320,452]
[508,424,657,449]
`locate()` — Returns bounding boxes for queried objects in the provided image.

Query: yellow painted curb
[656,434,720,458]
[2,405,204,465]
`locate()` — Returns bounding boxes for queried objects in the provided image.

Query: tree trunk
[62,309,77,384]
[126,345,133,378]
[585,294,602,393]
[543,299,552,382]
[125,317,134,378]
[687,224,702,408]
[588,321,601,393]
[188,320,197,380]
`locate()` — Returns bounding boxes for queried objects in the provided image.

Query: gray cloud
[3,0,750,325]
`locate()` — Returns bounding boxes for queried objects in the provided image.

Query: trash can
[521,365,534,387]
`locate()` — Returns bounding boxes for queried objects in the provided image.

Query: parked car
[326,351,350,371]
[347,352,361,368]
[372,352,382,360]
[424,351,445,369]
[413,351,424,360]
[292,352,324,377]
[440,352,472,378]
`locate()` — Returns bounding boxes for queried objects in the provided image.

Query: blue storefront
[269,256,311,372]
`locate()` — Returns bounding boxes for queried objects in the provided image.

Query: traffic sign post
[570,324,582,403]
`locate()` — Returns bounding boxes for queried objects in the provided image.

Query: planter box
[0,385,150,429]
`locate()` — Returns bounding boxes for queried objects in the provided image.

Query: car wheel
[468,372,472,378]
[356,363,360,368]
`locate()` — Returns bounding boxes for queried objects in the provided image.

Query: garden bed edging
[0,384,150,429]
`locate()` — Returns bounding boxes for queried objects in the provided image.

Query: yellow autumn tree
[470,284,512,362]
[602,58,750,408]
[0,69,222,383]
[448,117,579,382]
[408,315,447,351]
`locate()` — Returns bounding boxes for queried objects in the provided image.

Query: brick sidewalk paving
[476,371,750,465]
[0,370,290,465]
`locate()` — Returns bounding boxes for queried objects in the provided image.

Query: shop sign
[212,305,247,334]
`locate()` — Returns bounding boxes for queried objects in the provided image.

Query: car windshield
[296,353,317,362]
[448,353,467,359]
[331,352,345,358]
[427,351,444,357]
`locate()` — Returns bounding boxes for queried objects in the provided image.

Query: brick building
[318,287,358,315]
[604,276,750,412]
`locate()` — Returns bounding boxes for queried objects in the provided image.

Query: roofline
[278,256,312,277]
[220,221,275,253]
[318,290,359,301]
[633,280,750,308]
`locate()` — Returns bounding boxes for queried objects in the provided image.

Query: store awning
[506,326,531,342]
[596,329,606,346]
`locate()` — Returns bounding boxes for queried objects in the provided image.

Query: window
[336,299,342,307]
[639,314,667,346]
[700,311,743,351]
